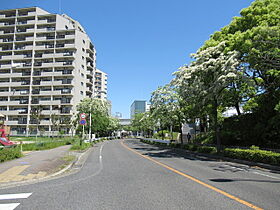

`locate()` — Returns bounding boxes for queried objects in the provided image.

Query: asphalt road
[0,139,280,210]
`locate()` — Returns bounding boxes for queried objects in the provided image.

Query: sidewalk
[0,145,74,187]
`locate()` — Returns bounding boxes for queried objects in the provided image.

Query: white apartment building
[0,7,96,136]
[94,69,107,100]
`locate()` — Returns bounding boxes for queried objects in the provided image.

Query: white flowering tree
[150,84,184,140]
[174,42,241,151]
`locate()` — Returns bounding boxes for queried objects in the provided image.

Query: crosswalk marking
[0,193,32,210]
[0,193,32,200]
[0,203,20,210]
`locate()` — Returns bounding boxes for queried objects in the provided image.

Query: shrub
[197,146,217,154]
[0,147,22,162]
[70,143,91,151]
[22,139,73,151]
[224,148,280,165]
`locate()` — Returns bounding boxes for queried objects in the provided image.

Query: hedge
[140,139,280,166]
[0,147,22,162]
[223,148,280,165]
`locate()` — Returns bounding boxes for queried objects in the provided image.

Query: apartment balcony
[41,54,54,59]
[41,110,60,115]
[40,81,53,86]
[36,19,48,24]
[12,54,25,59]
[40,120,51,126]
[41,63,54,68]
[0,46,13,51]
[39,90,60,95]
[0,82,10,87]
[0,64,11,69]
[35,36,47,41]
[40,100,61,105]
[34,45,46,50]
[11,91,29,96]
[0,92,10,96]
[6,121,20,126]
[0,38,13,43]
[56,34,75,40]
[53,62,74,68]
[36,27,55,33]
[17,20,35,25]
[54,52,74,58]
[41,72,56,77]
[10,72,22,77]
[64,44,75,49]
[4,101,22,105]
[0,101,9,105]
[1,72,12,79]
[4,110,21,115]
[0,30,15,35]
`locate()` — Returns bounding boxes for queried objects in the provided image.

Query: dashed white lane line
[0,203,20,210]
[0,193,32,210]
[0,193,32,200]
[99,144,104,161]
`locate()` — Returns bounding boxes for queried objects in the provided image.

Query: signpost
[80,113,86,145]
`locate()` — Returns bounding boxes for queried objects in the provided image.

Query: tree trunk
[235,102,241,116]
[213,99,221,153]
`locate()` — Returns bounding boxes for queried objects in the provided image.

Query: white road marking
[253,171,280,180]
[0,192,32,210]
[99,145,104,161]
[0,203,20,210]
[0,193,32,200]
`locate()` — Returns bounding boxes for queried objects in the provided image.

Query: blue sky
[2,0,254,118]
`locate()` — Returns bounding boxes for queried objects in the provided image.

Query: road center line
[121,140,263,210]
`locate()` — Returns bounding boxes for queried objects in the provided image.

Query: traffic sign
[80,120,86,125]
[80,113,86,119]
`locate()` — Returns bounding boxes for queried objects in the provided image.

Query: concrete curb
[0,145,95,189]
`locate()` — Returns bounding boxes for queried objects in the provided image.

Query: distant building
[119,119,131,126]
[130,100,147,119]
[94,69,107,100]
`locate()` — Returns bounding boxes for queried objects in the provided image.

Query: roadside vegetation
[0,136,112,162]
[0,147,22,163]
[141,139,280,166]
[126,0,280,154]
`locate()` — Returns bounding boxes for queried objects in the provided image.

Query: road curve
[0,139,279,210]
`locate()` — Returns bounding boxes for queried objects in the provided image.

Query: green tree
[174,42,241,152]
[76,98,118,137]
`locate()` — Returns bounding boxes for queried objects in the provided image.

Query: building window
[80,91,83,95]
[81,73,84,77]
[83,40,85,44]
[81,82,84,86]
[82,48,85,52]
